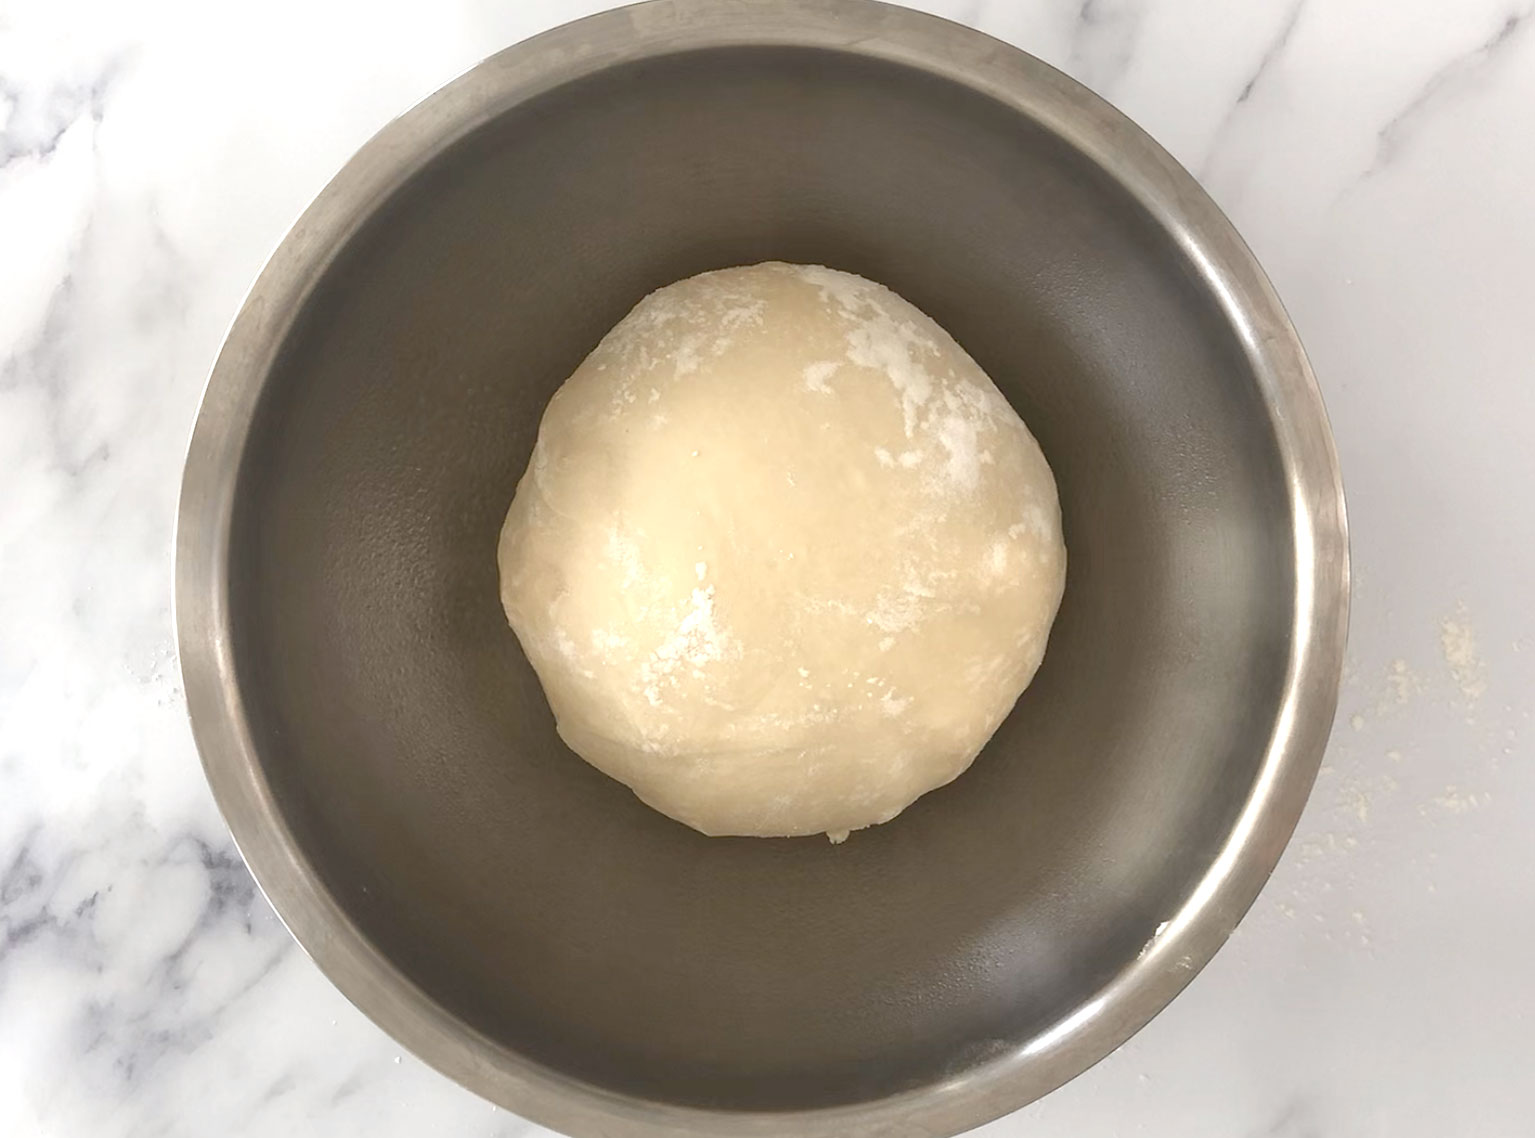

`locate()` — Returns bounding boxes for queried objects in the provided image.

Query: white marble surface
[3,0,1532,1133]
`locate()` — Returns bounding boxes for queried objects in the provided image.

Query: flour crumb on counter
[1440,604,1487,704]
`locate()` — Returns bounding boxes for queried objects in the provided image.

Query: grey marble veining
[2,1,1532,1134]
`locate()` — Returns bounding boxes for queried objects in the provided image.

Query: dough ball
[499,263,1066,841]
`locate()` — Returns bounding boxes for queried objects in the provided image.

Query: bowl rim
[175,2,1350,1134]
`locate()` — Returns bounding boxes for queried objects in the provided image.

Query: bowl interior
[229,45,1293,1111]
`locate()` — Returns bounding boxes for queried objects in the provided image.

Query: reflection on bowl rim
[174,2,1349,1135]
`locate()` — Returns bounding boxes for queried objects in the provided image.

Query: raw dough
[498,263,1066,841]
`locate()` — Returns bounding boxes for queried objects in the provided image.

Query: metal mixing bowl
[176,1,1348,1134]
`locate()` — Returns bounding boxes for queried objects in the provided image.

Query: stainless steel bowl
[176,2,1348,1134]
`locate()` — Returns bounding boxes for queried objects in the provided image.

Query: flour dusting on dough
[639,586,734,706]
[792,265,1005,497]
[803,360,839,393]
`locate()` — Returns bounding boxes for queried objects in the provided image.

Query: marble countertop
[3,0,1532,1134]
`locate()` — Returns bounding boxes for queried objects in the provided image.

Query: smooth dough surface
[499,263,1066,841]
